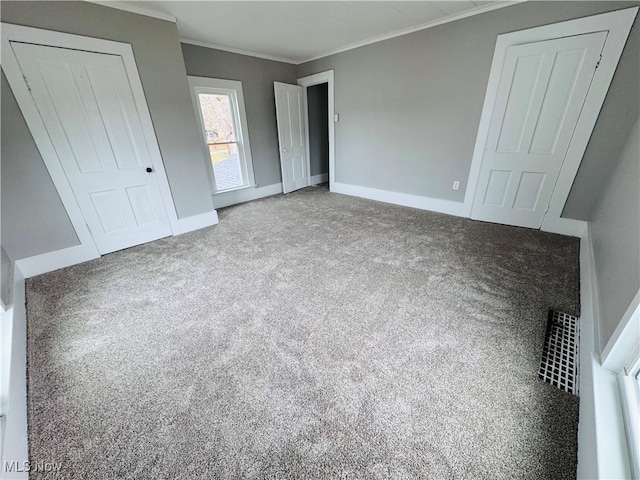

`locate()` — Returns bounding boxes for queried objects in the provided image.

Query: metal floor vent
[539,309,580,395]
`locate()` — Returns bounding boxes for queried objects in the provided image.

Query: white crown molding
[88,1,525,65]
[85,1,177,23]
[298,0,528,64]
[180,38,297,65]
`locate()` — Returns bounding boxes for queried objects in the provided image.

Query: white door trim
[297,70,335,191]
[463,7,638,231]
[1,23,181,258]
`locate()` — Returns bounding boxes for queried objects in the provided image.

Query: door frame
[1,23,180,259]
[297,70,335,191]
[463,7,638,236]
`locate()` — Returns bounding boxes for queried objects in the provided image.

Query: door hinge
[86,223,93,236]
[545,204,550,213]
[595,55,602,69]
[23,74,31,92]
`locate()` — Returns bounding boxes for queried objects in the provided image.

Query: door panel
[495,54,547,154]
[513,172,546,210]
[38,60,111,174]
[87,64,152,171]
[485,170,512,207]
[529,50,585,154]
[274,82,308,194]
[126,186,159,226]
[90,191,128,234]
[12,42,172,254]
[471,32,607,228]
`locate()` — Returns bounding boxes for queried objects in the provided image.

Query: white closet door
[12,41,172,254]
[471,32,607,228]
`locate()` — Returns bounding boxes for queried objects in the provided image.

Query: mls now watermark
[4,460,62,473]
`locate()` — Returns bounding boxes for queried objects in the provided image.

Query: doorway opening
[306,83,329,186]
[297,70,335,191]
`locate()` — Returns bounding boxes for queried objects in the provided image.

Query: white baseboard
[310,173,328,185]
[172,210,219,235]
[1,265,29,479]
[15,243,99,279]
[15,210,219,278]
[14,210,218,278]
[331,182,465,217]
[212,183,283,209]
[541,216,587,238]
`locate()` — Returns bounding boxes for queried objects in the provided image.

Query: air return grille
[539,310,579,395]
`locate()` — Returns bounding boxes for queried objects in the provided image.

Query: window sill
[213,184,257,195]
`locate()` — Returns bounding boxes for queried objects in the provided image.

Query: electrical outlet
[453,181,460,190]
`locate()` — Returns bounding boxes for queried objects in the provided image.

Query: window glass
[191,83,253,192]
[198,93,237,143]
[210,143,242,191]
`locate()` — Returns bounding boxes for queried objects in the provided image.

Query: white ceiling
[106,1,517,64]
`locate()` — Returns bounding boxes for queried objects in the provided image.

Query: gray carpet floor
[26,186,580,479]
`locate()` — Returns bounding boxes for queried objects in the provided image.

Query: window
[620,351,640,478]
[188,77,254,193]
[600,297,640,478]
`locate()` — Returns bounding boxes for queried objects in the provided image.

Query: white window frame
[619,351,640,478]
[188,76,255,194]
[601,291,640,478]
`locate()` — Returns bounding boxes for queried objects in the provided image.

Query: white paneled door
[471,32,607,228]
[12,42,172,254]
[274,82,308,194]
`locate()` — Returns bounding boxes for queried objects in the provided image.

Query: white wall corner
[172,210,219,236]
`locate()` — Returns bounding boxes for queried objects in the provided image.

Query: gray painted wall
[308,84,329,177]
[1,72,79,260]
[297,1,639,213]
[590,117,639,350]
[1,1,214,259]
[181,43,297,188]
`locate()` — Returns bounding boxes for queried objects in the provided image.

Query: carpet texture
[26,186,580,479]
